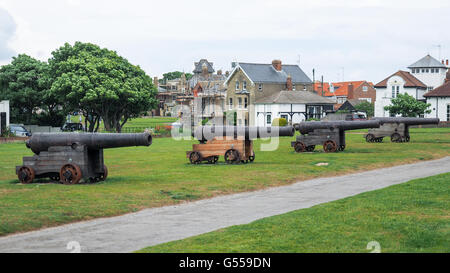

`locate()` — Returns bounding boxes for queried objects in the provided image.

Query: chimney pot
[442,60,445,64]
[286,74,293,91]
[217,69,222,75]
[272,59,282,71]
[446,59,449,66]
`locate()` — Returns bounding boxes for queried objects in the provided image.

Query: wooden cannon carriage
[187,126,294,164]
[292,120,381,153]
[365,117,440,143]
[16,132,152,184]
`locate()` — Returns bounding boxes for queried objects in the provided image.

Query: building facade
[224,60,313,126]
[374,55,448,117]
[314,81,376,109]
[424,70,450,121]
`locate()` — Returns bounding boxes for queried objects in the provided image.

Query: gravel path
[0,157,449,253]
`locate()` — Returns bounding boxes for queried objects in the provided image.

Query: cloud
[0,7,16,63]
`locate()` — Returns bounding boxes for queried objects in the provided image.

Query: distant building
[374,70,427,117]
[374,55,448,117]
[424,70,450,121]
[408,55,448,91]
[0,100,10,133]
[225,60,314,126]
[314,81,376,110]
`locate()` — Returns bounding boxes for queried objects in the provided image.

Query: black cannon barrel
[371,117,440,126]
[26,132,152,154]
[295,120,381,135]
[193,126,295,141]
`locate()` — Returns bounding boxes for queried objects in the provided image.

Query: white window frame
[266,114,272,125]
[235,81,239,91]
[229,98,233,110]
[238,97,242,109]
[362,86,368,92]
[242,81,247,91]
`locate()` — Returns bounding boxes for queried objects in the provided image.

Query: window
[238,119,242,125]
[258,84,263,91]
[436,68,440,73]
[363,86,368,92]
[422,69,425,73]
[392,86,395,98]
[396,86,400,97]
[428,86,434,91]
[244,97,248,109]
[426,69,429,73]
[266,114,272,125]
[243,81,247,91]
[238,97,242,109]
[447,105,450,121]
[412,69,415,73]
[235,81,239,90]
[281,114,288,121]
[229,98,233,109]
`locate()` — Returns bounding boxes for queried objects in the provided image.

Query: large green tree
[49,42,157,132]
[384,93,431,117]
[0,54,49,124]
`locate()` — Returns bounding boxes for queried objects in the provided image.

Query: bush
[272,118,287,126]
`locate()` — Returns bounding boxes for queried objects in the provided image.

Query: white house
[0,100,10,132]
[254,90,335,126]
[424,70,450,121]
[374,71,427,117]
[408,55,448,91]
[374,55,448,117]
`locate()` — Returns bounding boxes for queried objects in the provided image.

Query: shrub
[272,118,287,126]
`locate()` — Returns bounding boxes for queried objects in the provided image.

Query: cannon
[291,120,381,153]
[16,132,152,184]
[364,117,440,143]
[187,126,295,164]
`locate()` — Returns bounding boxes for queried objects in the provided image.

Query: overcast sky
[1,0,449,83]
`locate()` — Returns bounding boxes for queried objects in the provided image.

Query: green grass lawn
[70,116,177,130]
[0,128,449,236]
[138,173,450,253]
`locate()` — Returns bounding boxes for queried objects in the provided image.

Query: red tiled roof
[424,81,450,97]
[374,70,427,89]
[314,81,372,97]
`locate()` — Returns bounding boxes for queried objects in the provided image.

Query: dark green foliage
[49,42,157,132]
[384,93,431,117]
[162,71,193,82]
[0,54,63,126]
[354,101,374,117]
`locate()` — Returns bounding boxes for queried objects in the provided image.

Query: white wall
[374,75,427,117]
[254,103,306,126]
[411,68,447,91]
[425,97,450,121]
[0,100,10,131]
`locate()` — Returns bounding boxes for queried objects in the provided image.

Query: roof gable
[255,90,335,104]
[193,59,215,74]
[374,70,427,89]
[231,62,312,84]
[408,54,446,69]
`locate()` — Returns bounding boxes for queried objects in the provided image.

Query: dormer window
[258,84,263,91]
[235,81,239,90]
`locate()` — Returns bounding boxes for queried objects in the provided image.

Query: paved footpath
[0,157,449,253]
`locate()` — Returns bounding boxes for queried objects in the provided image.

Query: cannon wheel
[294,142,306,153]
[323,140,338,153]
[365,134,375,142]
[391,133,402,143]
[376,137,383,143]
[18,166,35,184]
[248,152,255,162]
[225,149,240,164]
[60,163,82,185]
[189,151,203,164]
[99,165,108,181]
[306,145,315,152]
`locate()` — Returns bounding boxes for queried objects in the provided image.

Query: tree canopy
[162,71,193,82]
[49,42,157,132]
[354,101,374,117]
[0,54,64,126]
[384,93,431,117]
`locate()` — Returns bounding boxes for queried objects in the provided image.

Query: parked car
[345,112,367,121]
[9,124,31,137]
[61,123,84,132]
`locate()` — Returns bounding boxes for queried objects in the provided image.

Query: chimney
[225,71,230,77]
[217,69,222,75]
[154,77,158,88]
[272,59,282,71]
[442,60,445,64]
[347,83,354,99]
[286,74,293,91]
[446,59,449,66]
